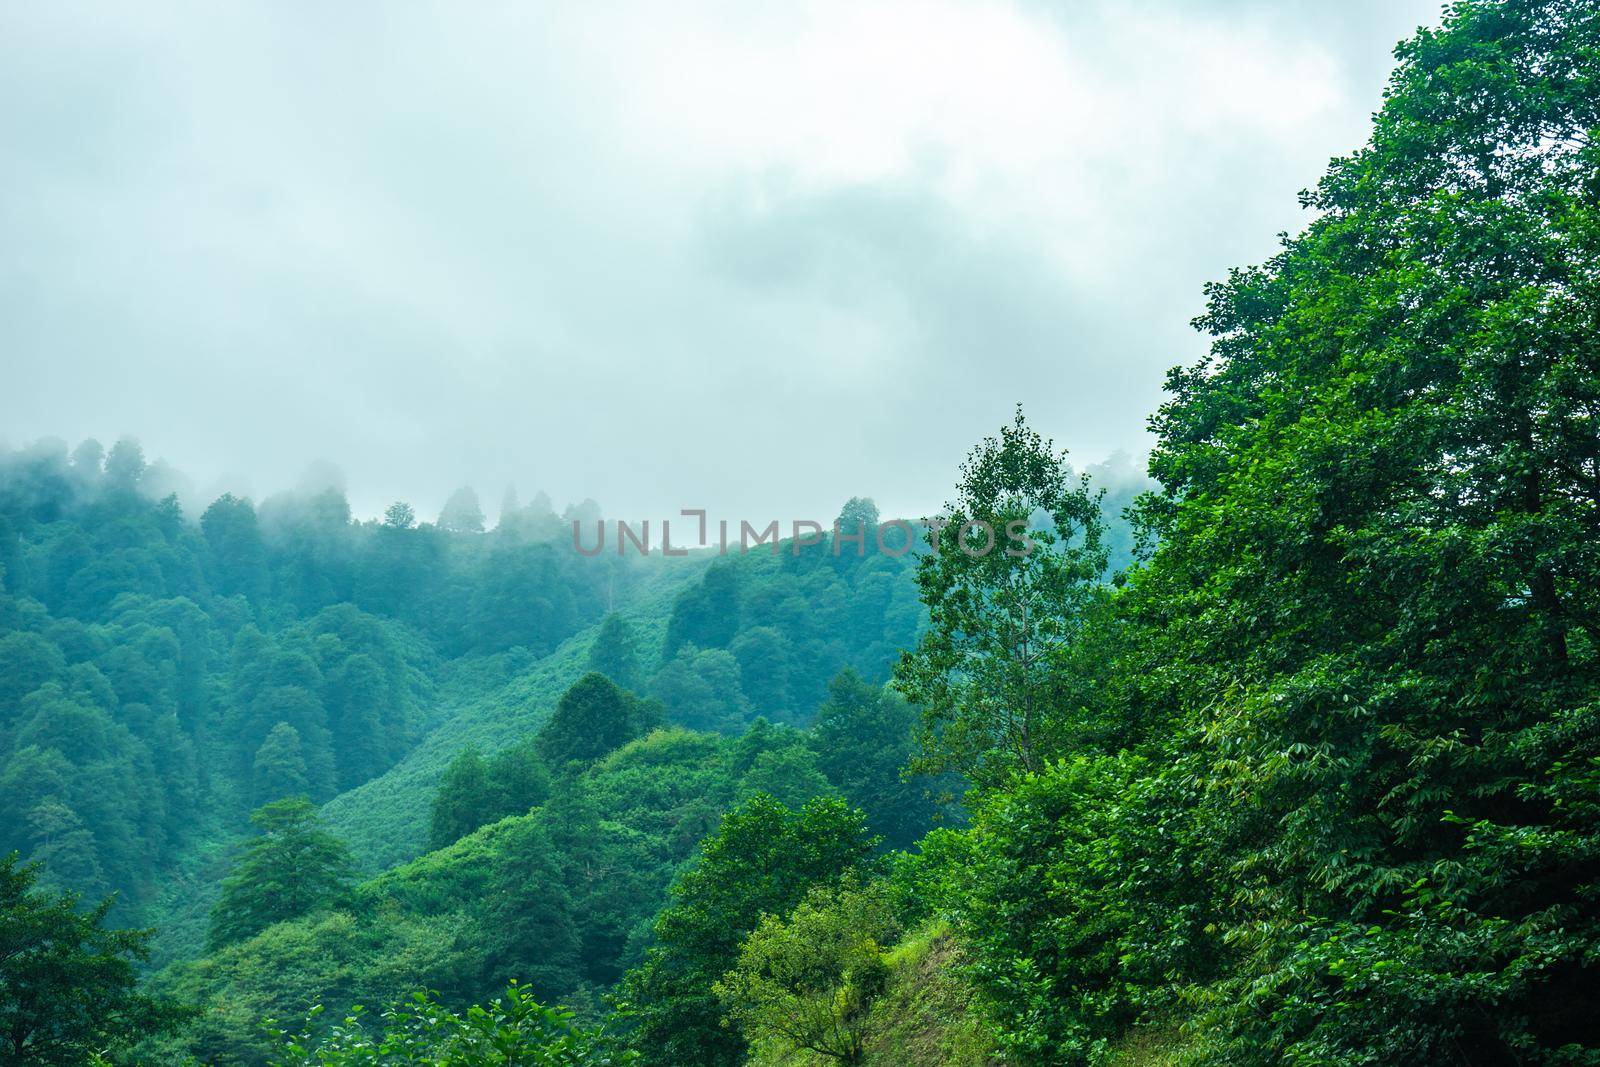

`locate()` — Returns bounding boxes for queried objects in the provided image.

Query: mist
[2,0,1442,522]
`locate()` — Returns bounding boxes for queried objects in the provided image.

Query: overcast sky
[2,0,1443,526]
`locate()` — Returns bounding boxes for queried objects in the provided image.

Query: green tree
[480,821,583,999]
[1111,1,1600,1060]
[662,560,741,658]
[714,878,899,1064]
[894,407,1107,786]
[588,613,642,691]
[328,652,389,789]
[268,982,636,1066]
[244,685,337,799]
[428,746,495,852]
[649,647,751,735]
[103,437,146,492]
[615,794,878,1067]
[437,486,485,533]
[0,853,185,1064]
[208,798,353,951]
[734,747,837,811]
[728,626,795,719]
[252,722,311,805]
[537,673,659,772]
[809,669,939,850]
[200,492,268,601]
[832,497,881,556]
[0,631,65,710]
[488,738,552,818]
[382,500,416,529]
[429,741,553,852]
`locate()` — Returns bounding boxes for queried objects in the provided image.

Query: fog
[2,0,1442,525]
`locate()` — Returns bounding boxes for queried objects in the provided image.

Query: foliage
[428,741,552,852]
[894,408,1107,787]
[0,852,186,1064]
[537,673,661,773]
[588,613,643,691]
[614,794,880,1066]
[808,669,948,850]
[209,798,355,951]
[1111,0,1600,1060]
[268,982,636,1066]
[716,878,900,1064]
[927,758,1211,1065]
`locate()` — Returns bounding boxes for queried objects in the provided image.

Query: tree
[931,757,1206,1063]
[244,685,336,799]
[615,794,878,1066]
[252,722,310,804]
[200,493,268,601]
[894,407,1106,787]
[69,438,104,483]
[0,631,64,710]
[382,501,416,529]
[438,486,485,533]
[498,484,521,529]
[588,613,642,691]
[662,560,741,658]
[489,739,552,813]
[832,497,881,556]
[268,982,636,1066]
[103,437,146,492]
[479,820,583,999]
[429,741,552,851]
[735,748,837,811]
[809,669,939,850]
[715,878,899,1064]
[728,626,794,720]
[22,800,106,898]
[649,647,751,735]
[428,746,495,852]
[208,798,352,950]
[537,673,659,772]
[1107,1,1600,1059]
[0,853,185,1064]
[328,653,390,789]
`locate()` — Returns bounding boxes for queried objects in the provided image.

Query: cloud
[0,0,1443,524]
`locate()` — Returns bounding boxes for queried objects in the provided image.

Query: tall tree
[102,437,145,492]
[662,561,741,658]
[437,486,485,533]
[382,500,416,529]
[536,672,659,772]
[1116,1,1600,1059]
[894,408,1107,786]
[207,798,352,950]
[428,746,495,852]
[0,853,185,1064]
[251,722,310,805]
[588,612,642,691]
[200,493,268,601]
[615,794,878,1067]
[809,669,939,850]
[428,741,552,851]
[715,878,899,1064]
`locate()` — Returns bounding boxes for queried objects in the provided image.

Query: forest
[3,0,1599,1063]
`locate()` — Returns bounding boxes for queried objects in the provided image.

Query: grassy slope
[744,922,993,1067]
[143,551,711,966]
[320,550,710,872]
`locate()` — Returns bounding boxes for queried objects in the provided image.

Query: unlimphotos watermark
[572,510,1035,558]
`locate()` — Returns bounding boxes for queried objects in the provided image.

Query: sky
[1,0,1444,527]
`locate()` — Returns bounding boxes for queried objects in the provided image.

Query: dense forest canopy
[2,0,1598,1064]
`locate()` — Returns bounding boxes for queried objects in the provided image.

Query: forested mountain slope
[8,2,1599,1065]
